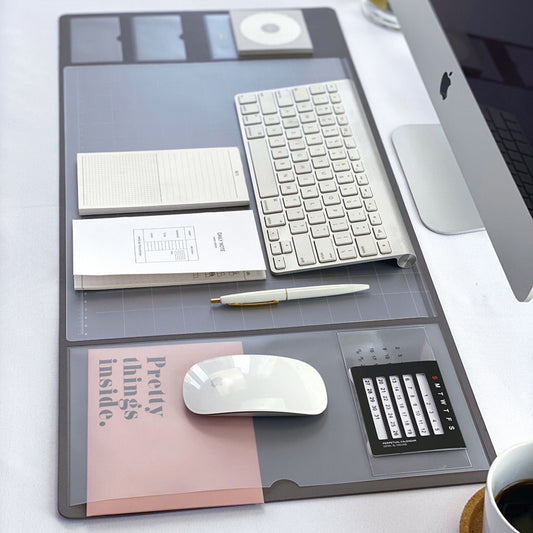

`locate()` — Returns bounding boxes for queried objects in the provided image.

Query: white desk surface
[0,0,532,531]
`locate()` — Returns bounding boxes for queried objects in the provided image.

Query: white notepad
[72,210,266,290]
[77,147,249,215]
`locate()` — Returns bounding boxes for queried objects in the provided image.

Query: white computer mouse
[182,354,328,416]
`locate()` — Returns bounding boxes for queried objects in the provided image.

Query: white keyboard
[235,79,415,274]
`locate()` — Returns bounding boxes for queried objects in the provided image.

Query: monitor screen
[390,0,533,301]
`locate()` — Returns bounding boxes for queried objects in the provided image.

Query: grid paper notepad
[77,147,249,215]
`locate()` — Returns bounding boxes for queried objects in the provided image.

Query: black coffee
[495,480,533,533]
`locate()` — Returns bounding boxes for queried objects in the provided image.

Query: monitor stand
[392,124,484,235]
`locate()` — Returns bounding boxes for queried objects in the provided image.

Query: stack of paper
[72,210,266,290]
[77,147,250,215]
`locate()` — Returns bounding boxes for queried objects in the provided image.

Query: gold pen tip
[210,298,221,304]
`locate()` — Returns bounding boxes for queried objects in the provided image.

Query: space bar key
[248,138,279,198]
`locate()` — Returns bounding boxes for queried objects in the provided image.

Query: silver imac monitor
[390,0,533,301]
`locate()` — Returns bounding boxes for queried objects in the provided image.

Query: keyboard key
[273,256,286,270]
[338,245,357,260]
[340,183,358,196]
[334,231,352,246]
[291,150,309,163]
[293,234,316,265]
[286,128,302,140]
[303,123,320,134]
[374,227,387,239]
[312,156,330,169]
[309,145,327,157]
[266,125,283,136]
[297,101,313,113]
[319,115,336,127]
[287,207,305,221]
[276,89,293,107]
[269,136,286,148]
[304,197,322,211]
[264,114,280,125]
[326,205,344,218]
[283,195,301,208]
[293,86,310,102]
[241,103,259,114]
[283,117,299,129]
[311,224,330,238]
[310,83,326,94]
[300,112,317,123]
[243,114,261,126]
[360,186,373,198]
[280,183,298,196]
[308,211,326,225]
[272,147,289,159]
[344,196,363,209]
[238,93,256,104]
[261,197,282,214]
[364,199,378,212]
[352,161,365,173]
[306,134,322,145]
[267,228,279,241]
[259,92,276,114]
[265,213,286,227]
[290,220,308,234]
[332,160,350,172]
[369,213,382,225]
[356,235,378,257]
[302,187,319,200]
[245,125,265,139]
[316,104,332,115]
[270,242,282,255]
[329,148,346,160]
[316,168,333,180]
[347,208,366,223]
[280,107,296,118]
[248,138,278,197]
[274,159,292,172]
[336,171,354,184]
[277,170,295,183]
[297,173,315,186]
[378,235,394,253]
[289,138,306,151]
[326,136,343,149]
[315,238,336,262]
[352,222,371,236]
[295,162,312,174]
[330,218,349,232]
[356,173,369,185]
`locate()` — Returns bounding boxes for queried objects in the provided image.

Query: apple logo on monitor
[440,71,452,100]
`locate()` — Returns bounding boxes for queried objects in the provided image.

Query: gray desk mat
[58,9,494,517]
[63,59,435,342]
[68,325,489,506]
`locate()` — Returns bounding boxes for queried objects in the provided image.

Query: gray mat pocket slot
[204,14,238,59]
[132,15,186,61]
[70,17,123,63]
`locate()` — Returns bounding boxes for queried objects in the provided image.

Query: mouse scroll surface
[182,354,328,416]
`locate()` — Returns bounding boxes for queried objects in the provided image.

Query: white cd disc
[239,12,302,46]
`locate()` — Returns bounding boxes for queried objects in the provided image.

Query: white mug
[482,441,533,533]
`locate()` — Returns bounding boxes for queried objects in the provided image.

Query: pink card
[86,342,264,516]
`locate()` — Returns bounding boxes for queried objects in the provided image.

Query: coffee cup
[482,441,533,533]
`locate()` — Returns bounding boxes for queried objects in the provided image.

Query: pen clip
[226,300,279,306]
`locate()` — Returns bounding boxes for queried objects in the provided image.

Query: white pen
[210,283,369,306]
